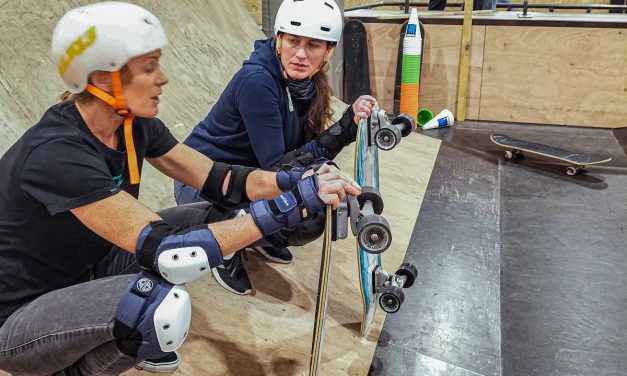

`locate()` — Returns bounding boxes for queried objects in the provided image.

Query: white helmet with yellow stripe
[51,1,167,94]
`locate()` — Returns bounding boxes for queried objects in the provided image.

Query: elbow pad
[200,162,255,209]
[314,107,357,157]
[135,221,224,285]
[250,175,325,236]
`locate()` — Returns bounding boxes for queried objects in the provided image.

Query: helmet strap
[85,71,140,185]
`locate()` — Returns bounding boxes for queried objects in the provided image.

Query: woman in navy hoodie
[176,0,377,295]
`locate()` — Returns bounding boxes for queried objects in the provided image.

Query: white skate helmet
[51,1,167,93]
[273,0,343,43]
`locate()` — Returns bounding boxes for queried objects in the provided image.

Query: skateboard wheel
[379,286,404,313]
[396,263,418,288]
[391,113,415,137]
[357,187,384,215]
[566,166,579,176]
[504,150,523,160]
[357,214,392,254]
[375,126,401,151]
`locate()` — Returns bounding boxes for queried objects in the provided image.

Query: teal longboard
[491,133,612,176]
[354,108,419,336]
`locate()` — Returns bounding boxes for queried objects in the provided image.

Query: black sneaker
[211,251,252,295]
[248,245,293,264]
[136,351,180,373]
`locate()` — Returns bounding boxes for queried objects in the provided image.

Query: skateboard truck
[368,108,415,151]
[331,199,349,241]
[373,263,418,313]
[332,187,393,254]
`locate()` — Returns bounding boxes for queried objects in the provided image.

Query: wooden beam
[456,0,475,120]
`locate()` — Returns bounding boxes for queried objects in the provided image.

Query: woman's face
[279,33,330,80]
[123,50,168,117]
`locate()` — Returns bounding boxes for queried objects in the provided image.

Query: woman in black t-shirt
[0,2,359,375]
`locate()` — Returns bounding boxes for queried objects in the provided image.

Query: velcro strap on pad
[250,199,288,236]
[276,166,306,191]
[297,175,325,217]
[222,165,254,208]
[201,162,231,204]
[136,221,174,270]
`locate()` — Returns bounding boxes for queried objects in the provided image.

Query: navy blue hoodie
[184,38,332,169]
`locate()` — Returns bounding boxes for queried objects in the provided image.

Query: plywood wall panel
[364,23,485,119]
[480,26,627,128]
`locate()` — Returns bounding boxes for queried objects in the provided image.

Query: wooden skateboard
[309,206,333,376]
[343,19,371,105]
[490,133,612,176]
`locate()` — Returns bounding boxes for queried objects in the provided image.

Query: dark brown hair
[304,58,333,141]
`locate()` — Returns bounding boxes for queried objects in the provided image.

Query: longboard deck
[343,19,371,105]
[355,120,380,337]
[490,134,611,165]
[309,206,333,376]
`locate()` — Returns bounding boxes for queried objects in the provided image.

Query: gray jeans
[0,202,219,376]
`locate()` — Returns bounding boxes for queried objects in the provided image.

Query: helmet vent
[290,21,302,27]
[143,18,152,25]
[324,2,334,9]
[321,26,330,32]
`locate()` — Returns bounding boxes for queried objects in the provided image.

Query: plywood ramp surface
[0,0,264,210]
[0,1,442,375]
[120,132,440,376]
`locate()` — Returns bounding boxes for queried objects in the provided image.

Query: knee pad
[268,213,326,247]
[114,272,191,360]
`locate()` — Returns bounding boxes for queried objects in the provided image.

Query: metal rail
[346,1,627,13]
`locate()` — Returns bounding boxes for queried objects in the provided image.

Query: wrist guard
[313,107,357,157]
[250,175,325,236]
[276,158,338,191]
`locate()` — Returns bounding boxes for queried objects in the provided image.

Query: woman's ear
[324,45,336,63]
[275,34,283,57]
[89,71,112,92]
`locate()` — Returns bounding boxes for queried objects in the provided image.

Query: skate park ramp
[0,1,442,375]
[0,0,265,209]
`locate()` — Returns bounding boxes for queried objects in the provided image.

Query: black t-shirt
[0,102,178,325]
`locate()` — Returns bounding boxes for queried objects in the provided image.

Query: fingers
[302,169,315,178]
[317,170,361,191]
[320,193,340,210]
[315,163,341,175]
[317,178,362,210]
[352,95,379,121]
